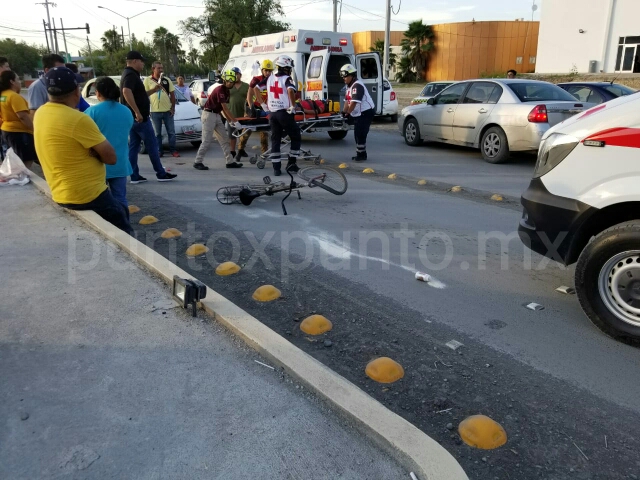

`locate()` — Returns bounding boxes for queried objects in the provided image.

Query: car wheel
[328,130,348,140]
[480,126,510,164]
[390,114,398,123]
[575,221,640,344]
[191,141,202,148]
[403,118,422,146]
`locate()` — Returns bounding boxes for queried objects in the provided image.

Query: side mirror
[427,97,435,105]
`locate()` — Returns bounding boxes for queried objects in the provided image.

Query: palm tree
[370,39,397,69]
[187,48,200,65]
[101,29,121,53]
[400,20,435,79]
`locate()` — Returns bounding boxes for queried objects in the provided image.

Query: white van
[222,30,388,139]
[518,91,640,343]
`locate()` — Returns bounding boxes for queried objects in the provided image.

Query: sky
[1,0,542,56]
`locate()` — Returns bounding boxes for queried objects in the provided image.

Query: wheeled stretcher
[233,110,349,169]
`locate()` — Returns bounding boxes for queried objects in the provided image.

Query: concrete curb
[30,174,468,480]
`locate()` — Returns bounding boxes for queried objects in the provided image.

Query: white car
[382,79,398,121]
[398,79,594,163]
[83,76,203,149]
[189,79,215,107]
[519,92,640,342]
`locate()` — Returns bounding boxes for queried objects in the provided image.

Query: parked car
[382,78,399,121]
[82,76,203,150]
[189,79,214,107]
[518,92,640,343]
[557,82,637,104]
[411,81,455,105]
[398,79,594,163]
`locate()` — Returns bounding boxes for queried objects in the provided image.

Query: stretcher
[233,110,349,169]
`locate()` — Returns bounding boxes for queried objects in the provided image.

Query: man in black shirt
[120,51,176,183]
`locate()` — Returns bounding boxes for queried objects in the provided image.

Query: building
[536,0,640,74]
[352,21,539,82]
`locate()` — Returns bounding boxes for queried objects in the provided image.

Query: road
[56,126,640,479]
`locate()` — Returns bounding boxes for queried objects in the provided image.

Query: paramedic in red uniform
[340,63,375,162]
[257,55,301,176]
[246,59,273,157]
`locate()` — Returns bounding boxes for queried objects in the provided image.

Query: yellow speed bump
[365,357,405,384]
[450,185,463,193]
[362,168,375,174]
[300,315,333,335]
[458,415,507,450]
[491,194,504,202]
[139,215,158,225]
[417,179,427,186]
[185,243,209,257]
[161,228,182,239]
[252,285,281,302]
[388,173,397,180]
[128,205,141,214]
[339,163,348,169]
[215,261,241,276]
[319,158,326,164]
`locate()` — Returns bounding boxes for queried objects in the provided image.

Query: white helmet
[275,55,295,68]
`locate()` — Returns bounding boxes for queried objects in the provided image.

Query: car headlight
[533,133,579,178]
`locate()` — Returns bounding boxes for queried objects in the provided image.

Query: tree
[0,38,42,75]
[179,0,289,69]
[370,39,396,69]
[152,27,182,72]
[395,56,416,83]
[187,48,200,65]
[400,20,435,80]
[101,29,122,53]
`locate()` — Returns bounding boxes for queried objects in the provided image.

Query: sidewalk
[0,185,407,479]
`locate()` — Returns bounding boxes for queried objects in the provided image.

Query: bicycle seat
[239,188,260,206]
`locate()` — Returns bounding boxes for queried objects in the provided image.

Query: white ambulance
[518,91,640,343]
[222,30,387,139]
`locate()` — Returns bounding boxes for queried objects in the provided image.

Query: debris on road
[409,473,419,480]
[415,272,432,282]
[525,302,545,311]
[254,360,275,370]
[445,340,464,351]
[556,286,576,295]
[563,432,589,461]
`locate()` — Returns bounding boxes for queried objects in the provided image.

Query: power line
[341,2,408,25]
[122,0,205,7]
[69,0,112,26]
[0,24,43,33]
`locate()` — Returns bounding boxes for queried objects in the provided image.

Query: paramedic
[340,63,374,162]
[244,59,273,158]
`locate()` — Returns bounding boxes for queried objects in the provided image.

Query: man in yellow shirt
[34,67,132,234]
[143,62,179,158]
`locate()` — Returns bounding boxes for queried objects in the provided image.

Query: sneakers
[193,163,209,170]
[171,152,181,158]
[286,157,300,172]
[157,172,177,181]
[130,176,148,184]
[225,162,243,169]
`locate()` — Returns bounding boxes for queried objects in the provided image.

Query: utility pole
[36,0,56,51]
[42,19,51,53]
[52,17,59,53]
[333,0,338,32]
[61,18,69,62]
[121,26,126,49]
[383,0,391,79]
[86,36,96,73]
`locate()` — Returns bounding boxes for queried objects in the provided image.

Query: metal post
[52,18,59,54]
[45,1,54,54]
[333,0,337,32]
[127,18,132,51]
[43,19,51,53]
[121,26,126,49]
[86,36,96,73]
[383,0,391,79]
[61,18,69,62]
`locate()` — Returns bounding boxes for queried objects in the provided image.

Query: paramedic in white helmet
[256,54,301,176]
[340,63,375,162]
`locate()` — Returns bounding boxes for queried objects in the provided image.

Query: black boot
[286,156,300,172]
[352,151,367,162]
[273,163,282,176]
[237,149,248,158]
[230,151,236,159]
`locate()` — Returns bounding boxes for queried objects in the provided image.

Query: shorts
[1,131,39,164]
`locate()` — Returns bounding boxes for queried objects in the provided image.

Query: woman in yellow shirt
[0,70,38,168]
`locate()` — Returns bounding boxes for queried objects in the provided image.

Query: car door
[305,50,330,101]
[422,82,469,141]
[355,52,383,115]
[452,81,502,145]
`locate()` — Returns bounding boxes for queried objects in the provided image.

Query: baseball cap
[44,67,83,95]
[126,51,146,61]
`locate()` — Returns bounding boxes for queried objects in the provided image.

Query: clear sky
[0,0,541,56]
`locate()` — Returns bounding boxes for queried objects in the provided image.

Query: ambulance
[518,91,640,343]
[222,30,389,139]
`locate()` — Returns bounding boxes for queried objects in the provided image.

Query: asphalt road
[47,128,640,479]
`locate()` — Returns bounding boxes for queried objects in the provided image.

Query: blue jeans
[59,188,133,235]
[108,176,128,214]
[128,119,167,180]
[150,111,176,154]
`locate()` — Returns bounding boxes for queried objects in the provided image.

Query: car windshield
[603,84,637,97]
[508,83,578,102]
[421,83,450,97]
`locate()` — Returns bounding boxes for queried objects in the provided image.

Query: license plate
[182,125,196,134]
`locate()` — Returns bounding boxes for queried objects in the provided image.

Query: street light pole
[97,6,157,51]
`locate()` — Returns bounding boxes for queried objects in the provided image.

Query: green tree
[152,27,182,72]
[370,39,396,69]
[0,38,42,75]
[395,56,416,83]
[187,48,200,66]
[400,20,435,80]
[179,0,289,69]
[101,29,122,53]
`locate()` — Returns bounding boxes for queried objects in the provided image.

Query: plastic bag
[0,148,31,184]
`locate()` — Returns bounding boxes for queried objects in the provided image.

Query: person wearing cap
[120,51,176,183]
[340,63,375,162]
[28,53,65,115]
[143,61,179,158]
[193,70,242,170]
[33,67,132,235]
[225,67,250,161]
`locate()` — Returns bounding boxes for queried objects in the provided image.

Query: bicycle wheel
[298,166,348,195]
[217,184,270,205]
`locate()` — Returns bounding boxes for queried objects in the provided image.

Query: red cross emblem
[270,81,283,99]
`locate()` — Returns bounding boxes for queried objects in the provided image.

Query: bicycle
[216,164,348,215]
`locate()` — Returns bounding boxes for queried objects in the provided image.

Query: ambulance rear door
[304,49,330,101]
[355,52,383,115]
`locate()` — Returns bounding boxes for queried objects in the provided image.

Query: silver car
[398,79,594,163]
[189,79,214,107]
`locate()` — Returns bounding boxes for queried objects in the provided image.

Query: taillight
[528,105,548,123]
[200,91,207,98]
[339,38,348,46]
[305,38,314,45]
[390,92,396,101]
